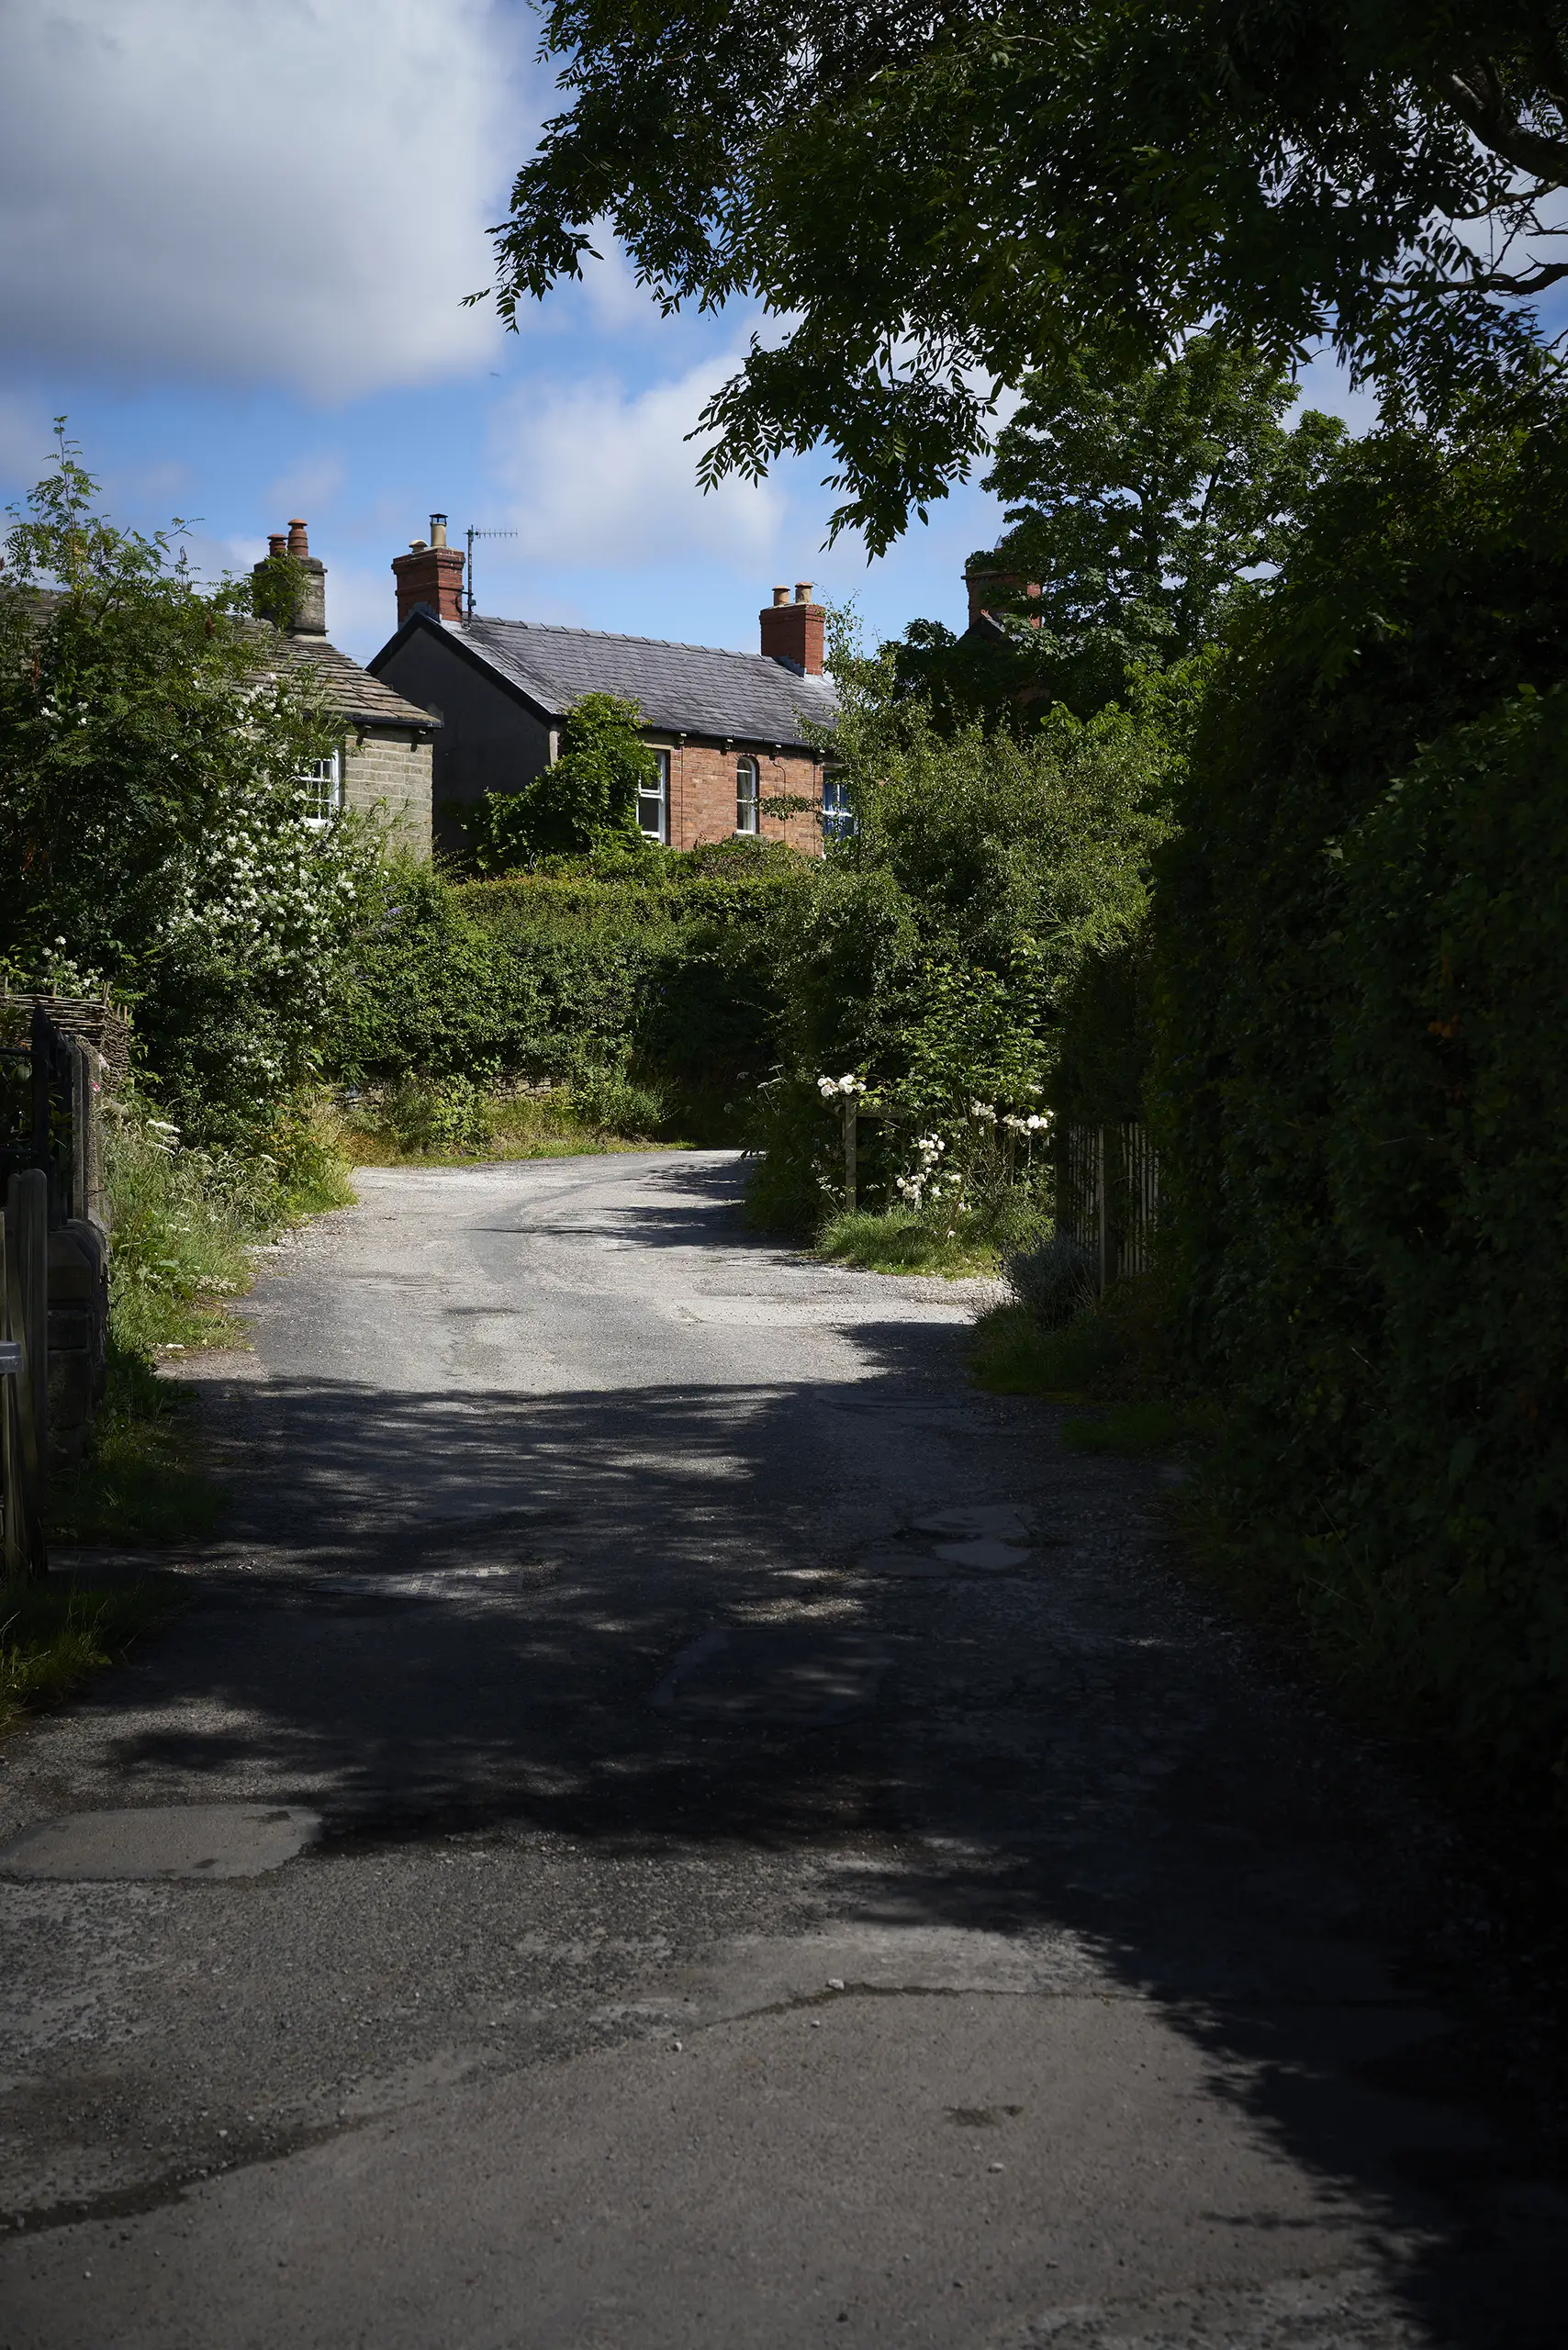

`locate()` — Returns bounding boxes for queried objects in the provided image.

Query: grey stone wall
[343,731,432,857]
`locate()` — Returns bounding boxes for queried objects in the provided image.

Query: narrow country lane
[0,1153,1560,2347]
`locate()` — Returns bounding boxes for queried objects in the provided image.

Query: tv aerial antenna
[465,525,518,621]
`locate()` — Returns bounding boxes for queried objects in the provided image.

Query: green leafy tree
[747,617,1176,1223]
[893,338,1346,723]
[462,692,658,870]
[484,2,1565,549]
[0,431,377,1139]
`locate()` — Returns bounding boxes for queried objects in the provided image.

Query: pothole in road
[0,1805,321,1882]
[651,1628,890,1725]
[857,1505,1042,1579]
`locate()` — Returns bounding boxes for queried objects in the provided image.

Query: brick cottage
[366,520,840,858]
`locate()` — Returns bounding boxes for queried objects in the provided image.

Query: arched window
[735,754,759,834]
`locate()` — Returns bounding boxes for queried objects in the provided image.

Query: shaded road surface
[0,1153,1562,2347]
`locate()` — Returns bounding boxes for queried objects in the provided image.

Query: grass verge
[327,1075,687,1168]
[0,1572,183,1735]
[968,1276,1210,1460]
[814,1206,1006,1279]
[50,1345,226,1546]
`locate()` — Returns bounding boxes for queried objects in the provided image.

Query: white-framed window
[638,747,670,843]
[300,749,342,827]
[735,753,760,834]
[821,767,856,842]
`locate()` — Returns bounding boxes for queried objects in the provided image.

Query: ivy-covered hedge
[328,849,813,1126]
[1152,409,1568,1797]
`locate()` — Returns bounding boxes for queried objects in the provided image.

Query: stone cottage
[366,519,839,858]
[252,521,438,856]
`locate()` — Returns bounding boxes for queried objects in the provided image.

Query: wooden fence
[1055,1121,1159,1291]
[0,1001,114,1578]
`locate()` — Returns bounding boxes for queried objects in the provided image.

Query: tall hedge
[329,852,812,1116]
[1152,408,1568,1795]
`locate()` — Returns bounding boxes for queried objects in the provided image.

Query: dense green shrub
[1152,401,1568,1797]
[745,632,1175,1227]
[0,435,376,1142]
[330,850,815,1137]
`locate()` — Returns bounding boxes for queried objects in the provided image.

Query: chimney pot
[392,518,465,627]
[257,522,326,635]
[759,579,824,674]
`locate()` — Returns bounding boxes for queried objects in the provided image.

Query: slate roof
[441,615,836,747]
[265,632,439,732]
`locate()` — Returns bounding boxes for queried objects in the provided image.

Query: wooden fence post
[2,1169,50,1579]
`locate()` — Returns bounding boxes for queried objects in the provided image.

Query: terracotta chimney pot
[760,579,825,674]
[392,515,465,626]
[287,520,309,555]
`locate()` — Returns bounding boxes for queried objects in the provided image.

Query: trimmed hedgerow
[1151,403,1568,1798]
[328,848,814,1133]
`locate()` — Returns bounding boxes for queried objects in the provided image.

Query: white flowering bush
[0,432,379,1139]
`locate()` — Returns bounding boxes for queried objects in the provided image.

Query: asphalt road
[0,1151,1562,2348]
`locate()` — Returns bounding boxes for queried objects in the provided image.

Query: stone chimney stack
[392,511,465,627]
[759,579,825,675]
[252,520,327,635]
[965,566,1042,632]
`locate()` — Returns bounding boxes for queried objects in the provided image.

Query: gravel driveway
[0,1150,1561,2347]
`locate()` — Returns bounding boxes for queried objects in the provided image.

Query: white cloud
[490,356,789,569]
[0,0,524,399]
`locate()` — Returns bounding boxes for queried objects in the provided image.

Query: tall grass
[0,1573,181,1731]
[105,1092,354,1355]
[328,1070,677,1167]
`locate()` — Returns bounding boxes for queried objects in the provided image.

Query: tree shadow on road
[50,1305,1568,2347]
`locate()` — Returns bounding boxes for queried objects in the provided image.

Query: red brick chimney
[759,580,824,675]
[392,512,465,627]
[965,567,1042,631]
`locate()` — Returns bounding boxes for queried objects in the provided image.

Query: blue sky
[0,1,1379,671]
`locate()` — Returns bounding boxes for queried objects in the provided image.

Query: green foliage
[50,1348,224,1546]
[461,692,660,869]
[744,621,1174,1226]
[489,5,1559,551]
[814,1206,1003,1280]
[0,432,378,1142]
[1151,396,1568,1797]
[969,1270,1178,1405]
[0,1572,181,1731]
[105,1088,353,1359]
[330,852,814,1139]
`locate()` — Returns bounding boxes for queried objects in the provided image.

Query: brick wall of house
[343,730,433,856]
[662,740,823,855]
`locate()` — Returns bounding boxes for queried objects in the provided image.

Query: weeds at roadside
[50,1345,225,1546]
[327,1072,685,1167]
[815,1206,1004,1279]
[968,1265,1209,1460]
[0,1572,183,1734]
